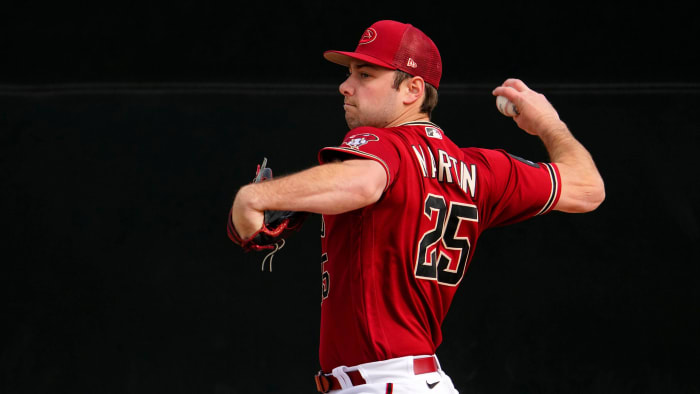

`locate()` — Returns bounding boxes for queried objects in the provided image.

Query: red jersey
[317,121,561,372]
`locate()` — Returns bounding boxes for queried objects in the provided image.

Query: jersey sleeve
[470,148,561,228]
[318,127,401,191]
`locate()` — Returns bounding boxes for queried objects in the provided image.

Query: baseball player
[229,20,605,394]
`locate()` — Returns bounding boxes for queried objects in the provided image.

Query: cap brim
[323,50,396,70]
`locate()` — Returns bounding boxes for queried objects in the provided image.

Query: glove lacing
[261,239,285,272]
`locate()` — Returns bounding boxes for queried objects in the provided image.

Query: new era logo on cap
[323,20,442,88]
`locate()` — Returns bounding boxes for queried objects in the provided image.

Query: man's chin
[345,116,362,130]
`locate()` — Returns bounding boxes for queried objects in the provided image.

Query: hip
[315,355,459,394]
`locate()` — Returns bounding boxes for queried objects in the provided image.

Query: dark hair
[392,70,438,118]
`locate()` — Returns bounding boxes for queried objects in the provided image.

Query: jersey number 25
[415,194,478,287]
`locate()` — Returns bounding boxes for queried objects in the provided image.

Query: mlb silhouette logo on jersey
[425,127,442,139]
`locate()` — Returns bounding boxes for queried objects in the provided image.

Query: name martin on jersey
[412,144,477,198]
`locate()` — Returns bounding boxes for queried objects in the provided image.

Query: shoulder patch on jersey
[508,153,540,168]
[425,127,442,139]
[342,133,380,150]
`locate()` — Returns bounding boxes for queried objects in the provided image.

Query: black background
[2,2,699,394]
[3,2,699,85]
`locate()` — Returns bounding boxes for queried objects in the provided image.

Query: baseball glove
[227,158,309,269]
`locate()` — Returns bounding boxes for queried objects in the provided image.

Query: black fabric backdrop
[2,3,699,394]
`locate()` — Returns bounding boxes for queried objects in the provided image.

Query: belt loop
[332,366,352,389]
[314,371,331,393]
[432,355,442,371]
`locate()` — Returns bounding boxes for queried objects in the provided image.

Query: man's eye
[344,71,370,79]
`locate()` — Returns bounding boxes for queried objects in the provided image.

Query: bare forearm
[231,160,386,238]
[538,121,605,213]
[492,79,605,213]
[241,161,383,214]
[538,121,592,167]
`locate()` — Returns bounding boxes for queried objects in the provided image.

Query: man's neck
[385,113,430,128]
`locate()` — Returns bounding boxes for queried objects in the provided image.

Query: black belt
[314,356,438,393]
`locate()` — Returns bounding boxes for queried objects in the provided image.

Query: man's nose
[339,77,353,96]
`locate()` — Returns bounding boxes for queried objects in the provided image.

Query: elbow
[346,160,387,208]
[323,183,383,215]
[594,180,606,208]
[589,175,606,209]
[556,176,606,214]
[577,178,606,213]
[356,179,385,206]
[584,183,606,212]
[323,159,387,214]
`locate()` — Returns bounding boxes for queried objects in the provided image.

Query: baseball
[496,95,518,117]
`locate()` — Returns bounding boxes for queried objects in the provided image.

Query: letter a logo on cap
[358,28,377,45]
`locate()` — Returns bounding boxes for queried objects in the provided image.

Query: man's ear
[402,76,425,105]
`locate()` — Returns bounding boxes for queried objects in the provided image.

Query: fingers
[492,78,530,96]
[491,78,562,135]
[492,85,517,101]
[502,78,529,92]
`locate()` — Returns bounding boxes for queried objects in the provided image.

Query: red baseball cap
[324,20,443,89]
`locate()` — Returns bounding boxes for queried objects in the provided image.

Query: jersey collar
[398,120,441,129]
